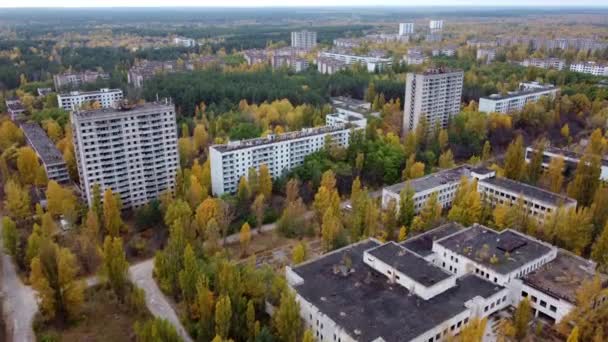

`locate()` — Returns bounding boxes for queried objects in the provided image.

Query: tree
[513,298,532,341]
[561,123,571,143]
[251,194,266,229]
[164,199,193,234]
[408,162,425,180]
[187,175,205,209]
[103,188,123,236]
[179,244,200,310]
[456,317,487,342]
[2,217,18,256]
[237,176,251,206]
[438,129,449,151]
[313,171,340,224]
[79,209,101,273]
[215,295,232,338]
[302,330,314,342]
[197,278,215,341]
[0,119,23,150]
[248,168,259,196]
[35,165,48,187]
[195,198,220,235]
[398,226,408,242]
[321,209,343,252]
[568,153,601,207]
[246,300,257,342]
[273,290,301,342]
[383,200,398,241]
[3,179,30,221]
[30,240,85,321]
[448,178,481,227]
[567,326,580,342]
[481,140,491,162]
[193,123,209,154]
[438,149,455,169]
[504,135,526,181]
[542,156,564,193]
[527,139,546,185]
[258,164,272,199]
[419,193,441,230]
[46,180,77,218]
[240,222,252,256]
[16,146,39,185]
[134,318,183,342]
[100,235,130,302]
[154,223,186,297]
[492,203,509,230]
[292,242,307,264]
[91,183,103,219]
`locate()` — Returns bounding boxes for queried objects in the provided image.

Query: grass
[35,285,151,342]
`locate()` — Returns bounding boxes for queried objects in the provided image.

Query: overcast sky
[1,1,607,7]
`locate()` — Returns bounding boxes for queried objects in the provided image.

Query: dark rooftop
[479,177,576,206]
[72,101,174,121]
[20,123,65,165]
[436,225,554,275]
[385,165,471,195]
[401,222,465,257]
[292,239,505,342]
[366,242,452,287]
[523,250,603,304]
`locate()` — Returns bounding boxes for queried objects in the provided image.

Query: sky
[1,1,607,7]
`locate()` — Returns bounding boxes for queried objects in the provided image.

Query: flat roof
[479,177,576,206]
[523,250,602,304]
[58,88,122,97]
[367,242,452,287]
[481,86,557,101]
[436,225,554,275]
[384,165,472,195]
[20,122,65,165]
[530,145,608,168]
[211,124,352,153]
[292,239,505,342]
[72,101,174,121]
[330,96,369,108]
[401,222,465,257]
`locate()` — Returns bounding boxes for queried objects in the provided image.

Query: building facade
[318,50,392,73]
[5,98,26,121]
[399,23,415,35]
[285,222,601,342]
[476,48,496,64]
[71,102,178,209]
[20,123,70,183]
[429,19,444,31]
[57,88,123,110]
[173,37,196,47]
[570,62,608,76]
[520,58,566,71]
[210,124,360,195]
[479,82,559,114]
[525,146,608,181]
[403,68,464,133]
[53,71,110,90]
[291,30,317,50]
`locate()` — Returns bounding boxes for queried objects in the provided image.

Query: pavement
[0,224,38,342]
[129,259,193,342]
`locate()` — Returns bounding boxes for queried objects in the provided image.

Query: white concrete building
[20,122,70,183]
[5,98,26,121]
[399,23,415,35]
[476,48,496,64]
[53,70,110,90]
[525,145,608,181]
[173,37,197,47]
[291,30,317,50]
[403,68,464,133]
[284,222,600,341]
[57,88,123,111]
[71,102,179,209]
[316,57,348,75]
[210,124,360,195]
[430,19,444,31]
[570,61,608,76]
[404,51,428,65]
[479,82,559,114]
[318,50,393,73]
[520,58,566,71]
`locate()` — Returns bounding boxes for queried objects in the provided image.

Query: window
[550,305,557,312]
[522,291,528,298]
[531,296,537,303]
[540,300,547,308]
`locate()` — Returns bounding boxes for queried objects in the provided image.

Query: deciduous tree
[504,135,526,181]
[258,164,272,199]
[103,188,123,236]
[273,290,302,342]
[16,146,39,185]
[240,222,252,256]
[215,295,232,338]
[100,235,129,302]
[4,179,30,221]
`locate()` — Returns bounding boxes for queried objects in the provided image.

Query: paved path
[0,224,38,342]
[129,259,193,342]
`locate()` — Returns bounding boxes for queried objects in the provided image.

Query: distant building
[57,88,123,110]
[403,68,464,133]
[425,32,443,43]
[36,88,53,97]
[270,48,310,72]
[5,98,26,121]
[210,124,361,195]
[466,39,497,48]
[479,82,559,114]
[570,61,608,76]
[525,145,608,181]
[318,50,392,73]
[520,58,566,71]
[429,19,444,31]
[20,123,70,183]
[243,49,269,66]
[173,37,196,48]
[404,51,428,65]
[399,23,415,36]
[432,45,457,57]
[71,102,178,209]
[127,60,178,88]
[285,222,603,341]
[316,57,348,75]
[333,38,361,49]
[53,70,109,90]
[291,30,317,50]
[476,48,496,64]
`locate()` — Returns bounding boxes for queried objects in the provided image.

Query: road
[129,259,193,342]
[0,224,38,342]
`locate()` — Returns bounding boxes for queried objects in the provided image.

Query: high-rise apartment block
[429,19,444,31]
[71,102,179,209]
[53,70,110,90]
[286,222,602,341]
[20,123,70,183]
[210,124,359,195]
[403,68,464,133]
[399,23,414,35]
[57,88,123,111]
[291,30,317,50]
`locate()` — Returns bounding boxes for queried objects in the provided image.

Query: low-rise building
[570,61,608,76]
[57,88,123,110]
[476,48,496,64]
[5,98,26,121]
[432,45,457,57]
[318,50,392,72]
[20,122,70,183]
[128,60,178,88]
[243,49,269,66]
[525,145,608,181]
[316,57,348,75]
[520,58,566,71]
[479,82,559,114]
[173,36,197,47]
[53,70,110,90]
[210,124,359,195]
[404,51,428,65]
[285,222,600,341]
[332,38,361,49]
[466,39,497,48]
[37,88,53,97]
